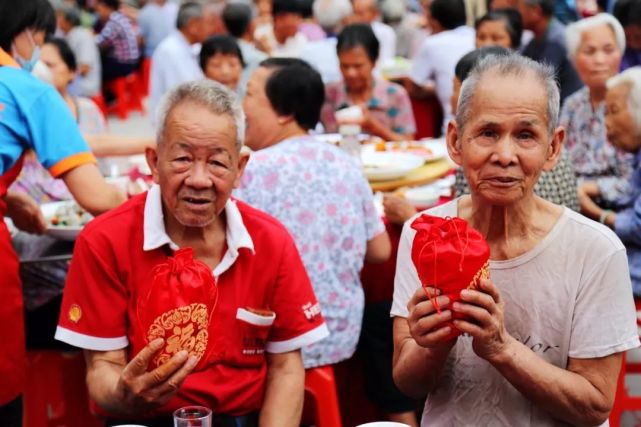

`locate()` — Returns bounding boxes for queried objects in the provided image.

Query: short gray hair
[456,53,560,135]
[313,0,352,33]
[607,66,641,134]
[566,13,625,59]
[156,80,245,149]
[176,2,203,30]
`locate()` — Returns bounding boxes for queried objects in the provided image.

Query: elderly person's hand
[451,278,512,362]
[383,194,417,225]
[5,191,47,234]
[115,338,198,413]
[407,287,458,349]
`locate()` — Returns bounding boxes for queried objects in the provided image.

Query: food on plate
[375,141,434,158]
[48,202,92,227]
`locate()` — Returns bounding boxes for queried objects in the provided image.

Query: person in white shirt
[254,0,308,58]
[137,0,175,58]
[56,5,101,97]
[299,0,352,84]
[409,0,474,133]
[392,53,639,427]
[150,2,207,123]
[352,0,396,63]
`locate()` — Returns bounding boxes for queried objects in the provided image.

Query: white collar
[143,184,255,277]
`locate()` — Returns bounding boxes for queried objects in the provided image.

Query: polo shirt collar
[143,184,255,277]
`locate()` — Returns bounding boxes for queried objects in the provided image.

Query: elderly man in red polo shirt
[55,80,329,427]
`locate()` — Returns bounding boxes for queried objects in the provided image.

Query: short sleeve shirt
[321,78,417,136]
[56,189,328,416]
[234,137,385,367]
[392,199,640,426]
[0,66,94,177]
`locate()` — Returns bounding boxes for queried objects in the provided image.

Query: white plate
[41,201,92,241]
[361,151,424,181]
[365,139,448,162]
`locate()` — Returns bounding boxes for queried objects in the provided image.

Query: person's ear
[145,145,161,184]
[446,119,463,166]
[542,126,564,172]
[233,150,250,188]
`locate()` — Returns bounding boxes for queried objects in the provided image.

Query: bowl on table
[403,185,441,209]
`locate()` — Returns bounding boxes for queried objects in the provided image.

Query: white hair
[381,0,406,23]
[457,54,560,135]
[607,67,641,134]
[566,13,626,59]
[156,80,245,149]
[313,0,352,33]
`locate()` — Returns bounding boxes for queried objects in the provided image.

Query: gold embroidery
[468,260,490,290]
[147,303,209,367]
[69,304,82,323]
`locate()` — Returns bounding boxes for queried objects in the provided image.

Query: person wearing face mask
[0,1,126,425]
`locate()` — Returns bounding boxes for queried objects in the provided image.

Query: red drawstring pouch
[410,214,490,341]
[136,248,218,371]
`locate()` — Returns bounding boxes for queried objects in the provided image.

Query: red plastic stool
[138,57,152,97]
[303,366,343,427]
[609,299,641,426]
[23,350,102,427]
[106,76,129,120]
[125,73,145,115]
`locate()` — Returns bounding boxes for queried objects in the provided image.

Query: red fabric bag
[410,214,490,340]
[137,248,218,370]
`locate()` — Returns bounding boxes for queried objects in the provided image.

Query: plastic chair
[138,57,152,97]
[105,73,145,120]
[303,366,343,427]
[610,299,641,426]
[23,350,102,427]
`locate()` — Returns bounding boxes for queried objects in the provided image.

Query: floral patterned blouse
[234,136,385,368]
[560,87,634,203]
[321,77,416,136]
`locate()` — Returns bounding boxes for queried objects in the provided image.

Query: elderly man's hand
[452,278,513,362]
[407,287,458,348]
[383,194,417,225]
[116,338,198,413]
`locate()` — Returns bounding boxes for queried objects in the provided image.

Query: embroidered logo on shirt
[302,302,321,321]
[69,304,82,323]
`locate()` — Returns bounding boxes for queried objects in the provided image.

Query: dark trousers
[0,396,22,427]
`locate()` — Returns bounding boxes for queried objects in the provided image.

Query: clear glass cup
[173,406,212,427]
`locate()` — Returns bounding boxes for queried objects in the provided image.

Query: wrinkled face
[476,20,513,49]
[605,82,640,153]
[447,73,562,206]
[147,102,247,228]
[273,12,301,43]
[243,66,281,151]
[574,24,622,89]
[205,53,243,91]
[40,44,75,93]
[352,0,377,23]
[339,46,375,93]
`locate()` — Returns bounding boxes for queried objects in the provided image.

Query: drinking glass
[173,406,212,427]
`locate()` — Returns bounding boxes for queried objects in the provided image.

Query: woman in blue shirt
[0,1,125,424]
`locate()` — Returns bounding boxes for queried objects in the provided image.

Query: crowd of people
[1,0,641,426]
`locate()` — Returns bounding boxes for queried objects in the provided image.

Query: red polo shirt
[56,187,328,417]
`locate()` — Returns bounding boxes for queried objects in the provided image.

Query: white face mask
[31,60,53,85]
[12,30,40,72]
